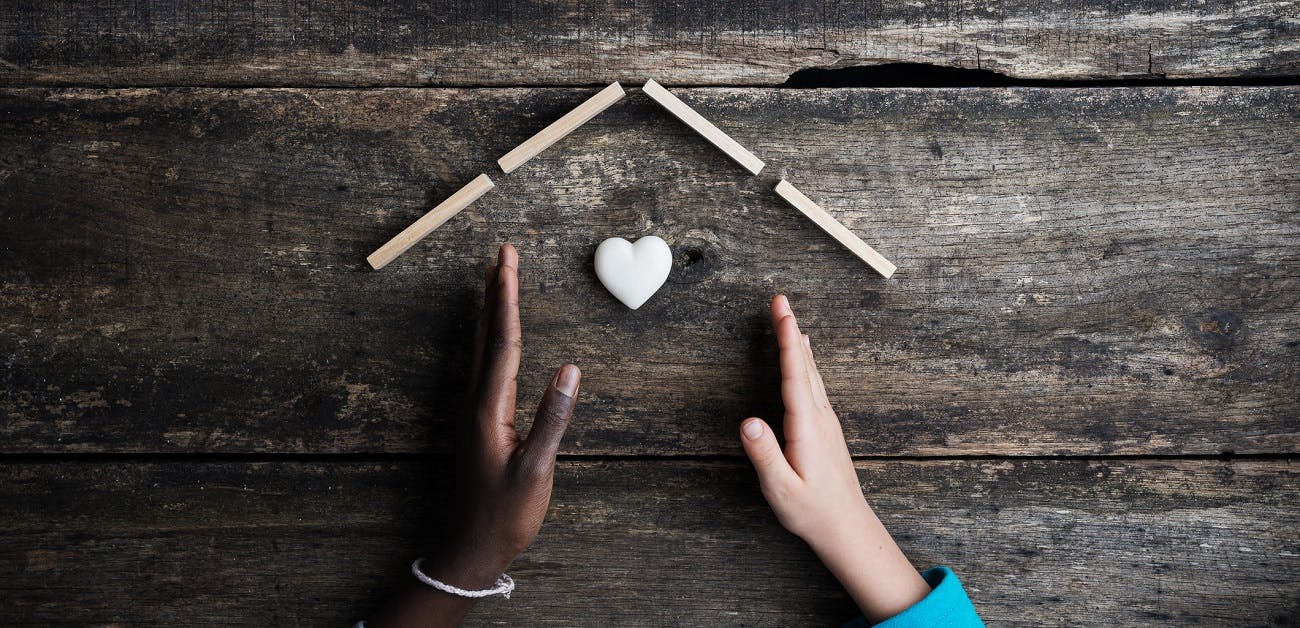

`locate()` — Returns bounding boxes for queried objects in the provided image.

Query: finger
[478,244,522,443]
[470,263,499,393]
[801,334,832,412]
[516,364,580,475]
[771,295,814,418]
[740,417,800,486]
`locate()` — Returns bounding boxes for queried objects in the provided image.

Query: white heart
[594,236,672,310]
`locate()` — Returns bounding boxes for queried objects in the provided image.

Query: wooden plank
[642,79,764,175]
[0,459,1294,626]
[498,82,626,174]
[0,1,1295,86]
[1,87,1297,455]
[367,174,495,270]
[774,179,896,278]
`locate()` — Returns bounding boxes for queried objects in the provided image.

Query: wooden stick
[367,174,495,270]
[497,82,626,174]
[641,79,765,175]
[773,179,897,279]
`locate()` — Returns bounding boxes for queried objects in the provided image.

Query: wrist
[425,548,513,590]
[802,502,877,557]
[803,505,932,624]
[372,552,510,627]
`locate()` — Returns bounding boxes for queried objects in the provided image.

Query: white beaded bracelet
[411,558,515,599]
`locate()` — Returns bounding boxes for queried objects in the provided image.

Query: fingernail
[802,334,811,349]
[556,365,580,396]
[742,419,764,440]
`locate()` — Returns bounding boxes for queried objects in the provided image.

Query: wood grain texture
[1,87,1297,455]
[0,458,1294,626]
[1,0,1297,86]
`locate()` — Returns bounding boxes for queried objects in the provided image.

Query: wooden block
[773,179,896,278]
[497,82,626,173]
[367,174,495,270]
[641,79,765,175]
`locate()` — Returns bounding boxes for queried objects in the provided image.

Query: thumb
[517,364,580,472]
[740,418,798,488]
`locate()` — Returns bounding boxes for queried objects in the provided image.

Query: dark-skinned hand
[369,243,580,628]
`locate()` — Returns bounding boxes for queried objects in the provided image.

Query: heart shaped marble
[594,236,672,310]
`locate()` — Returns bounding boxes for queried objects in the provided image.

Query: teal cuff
[843,567,984,628]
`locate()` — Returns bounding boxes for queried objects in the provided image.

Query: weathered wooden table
[2,3,1297,626]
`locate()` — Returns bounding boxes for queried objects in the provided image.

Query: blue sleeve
[842,567,984,628]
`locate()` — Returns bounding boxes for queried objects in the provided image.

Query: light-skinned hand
[740,294,931,624]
